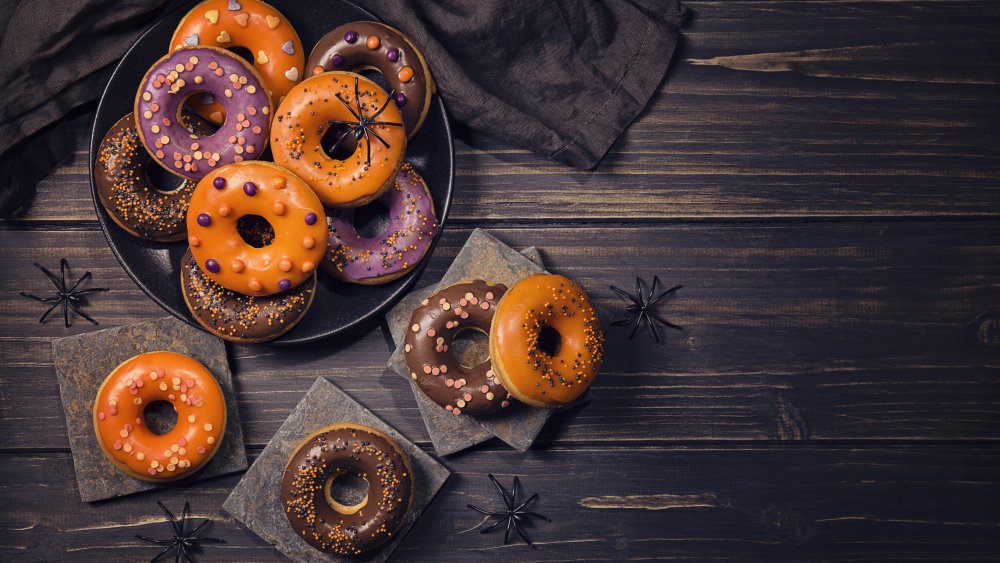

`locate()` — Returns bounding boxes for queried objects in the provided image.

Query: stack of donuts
[405,274,605,415]
[94,0,441,343]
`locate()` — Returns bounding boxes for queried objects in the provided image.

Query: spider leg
[504,515,513,544]
[467,504,497,516]
[650,313,683,331]
[63,297,70,328]
[512,492,537,513]
[645,312,661,343]
[511,519,536,549]
[635,277,645,306]
[326,125,357,156]
[187,518,210,536]
[609,284,638,305]
[68,300,100,325]
[512,476,520,506]
[647,284,682,308]
[136,535,177,544]
[66,271,92,293]
[648,275,660,299]
[20,292,61,302]
[158,501,183,537]
[365,125,392,149]
[480,517,506,533]
[628,311,643,339]
[334,93,362,120]
[488,474,512,508]
[364,130,372,166]
[149,542,178,562]
[36,298,63,324]
[369,89,395,120]
[35,262,64,291]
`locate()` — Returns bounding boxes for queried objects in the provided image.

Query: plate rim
[88,0,454,345]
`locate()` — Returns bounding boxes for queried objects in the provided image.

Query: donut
[404,280,513,416]
[134,46,272,180]
[307,21,434,139]
[281,423,414,556]
[180,249,315,343]
[185,161,327,297]
[95,113,214,241]
[271,72,406,208]
[170,0,304,123]
[324,163,440,285]
[489,274,604,407]
[92,351,227,482]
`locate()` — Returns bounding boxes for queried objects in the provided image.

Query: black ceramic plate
[89,0,453,345]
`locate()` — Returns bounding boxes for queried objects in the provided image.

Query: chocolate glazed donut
[404,280,514,416]
[281,424,414,556]
[307,21,434,139]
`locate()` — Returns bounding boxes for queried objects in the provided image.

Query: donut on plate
[180,248,315,343]
[186,161,327,297]
[170,0,304,123]
[93,351,227,482]
[324,163,440,285]
[404,280,513,416]
[271,72,406,208]
[307,21,434,138]
[134,46,272,180]
[95,113,214,241]
[489,274,604,407]
[281,423,414,556]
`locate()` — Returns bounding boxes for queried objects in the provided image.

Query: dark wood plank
[12,0,1000,223]
[2,221,997,449]
[2,446,999,561]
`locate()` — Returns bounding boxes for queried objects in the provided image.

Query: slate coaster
[51,316,248,502]
[385,228,567,456]
[223,377,449,563]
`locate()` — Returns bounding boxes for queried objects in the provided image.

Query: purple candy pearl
[394,92,407,107]
[277,279,292,291]
[213,177,226,189]
[205,259,220,273]
[244,182,257,196]
[387,48,400,62]
[344,30,358,43]
[331,53,345,67]
[305,212,318,225]
[196,213,212,227]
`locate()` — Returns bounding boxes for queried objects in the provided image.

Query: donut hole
[179,90,225,123]
[227,46,256,66]
[352,200,391,239]
[320,124,359,160]
[236,214,275,248]
[452,327,490,369]
[536,325,562,357]
[324,468,370,515]
[143,400,178,435]
[144,162,188,194]
[358,67,389,91]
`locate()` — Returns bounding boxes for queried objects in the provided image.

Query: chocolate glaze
[307,21,433,138]
[180,249,315,343]
[281,424,414,556]
[405,280,513,416]
[95,113,213,241]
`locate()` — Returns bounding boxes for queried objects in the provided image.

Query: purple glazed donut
[134,46,272,180]
[324,163,440,285]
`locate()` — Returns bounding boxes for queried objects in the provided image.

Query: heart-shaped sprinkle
[284,66,299,81]
[265,15,280,29]
[185,34,199,45]
[234,13,249,27]
[216,30,231,43]
[257,50,269,64]
[204,9,219,23]
[281,40,295,55]
[227,0,240,10]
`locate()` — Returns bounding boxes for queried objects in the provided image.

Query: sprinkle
[411,323,420,332]
[188,414,196,423]
[203,423,213,432]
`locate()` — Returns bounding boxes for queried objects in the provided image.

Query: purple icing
[305,212,318,225]
[134,47,270,180]
[387,48,400,62]
[244,182,257,196]
[344,31,358,43]
[394,92,407,107]
[277,279,292,291]
[213,177,226,189]
[205,259,220,273]
[331,53,345,67]
[196,213,212,226]
[325,165,439,281]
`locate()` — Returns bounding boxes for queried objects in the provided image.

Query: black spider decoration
[467,474,551,549]
[135,501,223,562]
[326,76,403,167]
[610,275,682,342]
[19,259,109,327]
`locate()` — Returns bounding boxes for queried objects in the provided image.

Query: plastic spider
[326,75,403,167]
[467,474,551,549]
[135,501,223,562]
[610,275,682,342]
[19,258,109,327]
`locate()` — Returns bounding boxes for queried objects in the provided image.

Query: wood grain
[2,446,999,562]
[2,222,997,450]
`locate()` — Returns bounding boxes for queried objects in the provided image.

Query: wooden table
[2,1,999,560]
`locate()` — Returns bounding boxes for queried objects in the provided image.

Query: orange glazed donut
[489,274,604,408]
[170,0,304,123]
[186,161,328,296]
[93,351,227,482]
[271,72,406,208]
